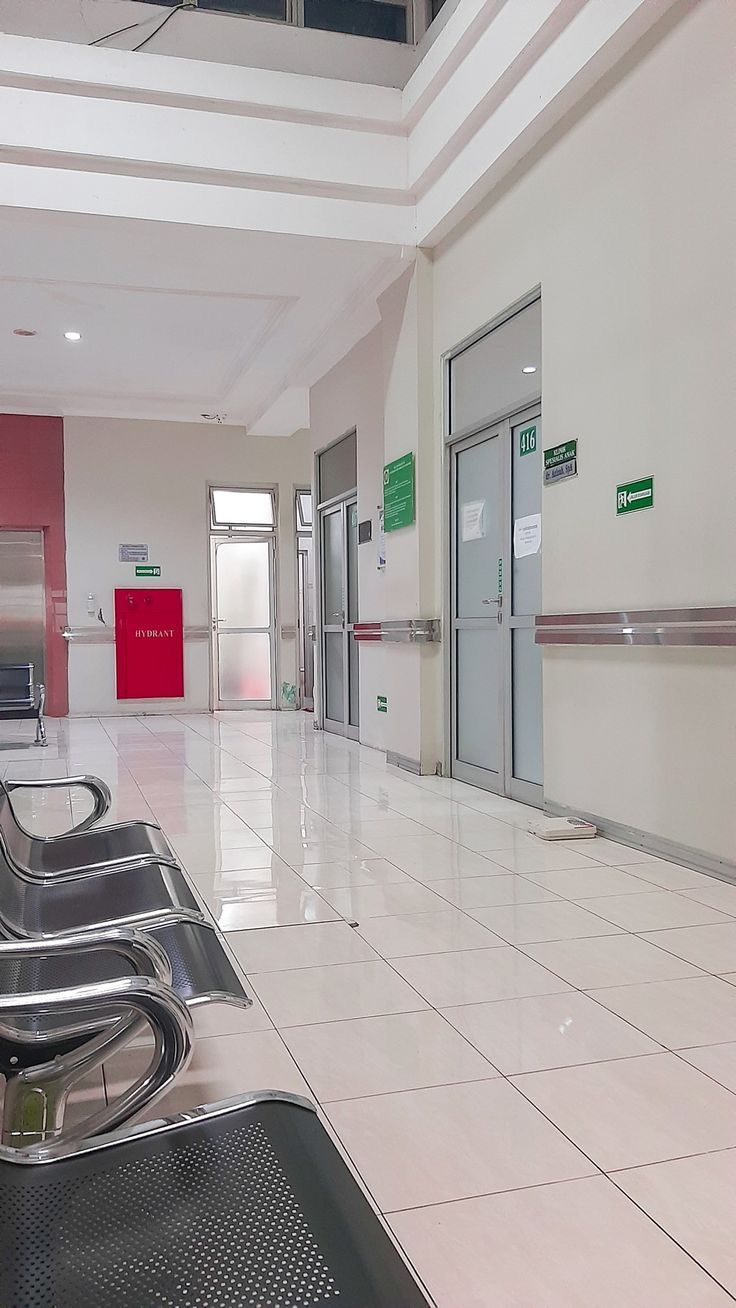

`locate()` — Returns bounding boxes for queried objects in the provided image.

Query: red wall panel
[0,415,68,716]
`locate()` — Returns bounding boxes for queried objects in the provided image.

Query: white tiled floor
[2,710,735,1305]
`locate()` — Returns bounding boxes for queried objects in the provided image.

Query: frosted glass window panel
[322,511,343,624]
[455,437,500,618]
[218,632,272,702]
[347,503,359,625]
[450,299,541,435]
[456,628,499,772]
[325,632,344,722]
[319,432,356,503]
[212,489,274,528]
[297,492,313,530]
[512,627,543,785]
[216,541,271,629]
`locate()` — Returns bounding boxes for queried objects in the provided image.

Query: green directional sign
[135,565,161,578]
[616,477,654,516]
[377,695,388,714]
[519,425,537,457]
[383,453,415,533]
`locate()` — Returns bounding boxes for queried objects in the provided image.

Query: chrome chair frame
[0,774,182,881]
[0,935,193,1149]
[0,664,47,747]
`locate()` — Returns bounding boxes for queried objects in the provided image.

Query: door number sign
[519,425,537,457]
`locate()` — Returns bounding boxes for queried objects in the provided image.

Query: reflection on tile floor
[3,710,735,1305]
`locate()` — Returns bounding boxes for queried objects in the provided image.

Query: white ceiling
[0,208,407,431]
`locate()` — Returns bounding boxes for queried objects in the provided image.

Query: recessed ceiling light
[13,328,37,337]
[522,365,537,374]
[64,331,82,342]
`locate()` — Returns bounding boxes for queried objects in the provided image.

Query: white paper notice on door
[461,500,486,542]
[513,513,542,558]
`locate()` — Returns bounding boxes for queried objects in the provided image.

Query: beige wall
[432,0,736,861]
[63,417,311,715]
[308,260,441,766]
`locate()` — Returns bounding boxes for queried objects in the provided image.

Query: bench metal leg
[34,684,47,747]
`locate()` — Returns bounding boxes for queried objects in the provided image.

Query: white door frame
[444,402,543,804]
[209,533,277,710]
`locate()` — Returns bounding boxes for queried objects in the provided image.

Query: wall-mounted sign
[377,695,388,714]
[383,453,415,532]
[135,565,161,578]
[544,440,578,485]
[617,476,654,515]
[461,500,486,542]
[119,543,149,563]
[513,513,542,559]
[519,425,538,457]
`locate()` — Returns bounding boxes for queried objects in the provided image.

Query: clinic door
[450,409,543,803]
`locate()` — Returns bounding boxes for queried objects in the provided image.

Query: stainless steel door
[451,430,504,790]
[320,499,359,739]
[211,537,276,708]
[0,531,45,682]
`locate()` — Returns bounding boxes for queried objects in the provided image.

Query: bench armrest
[0,974,192,1154]
[6,774,112,832]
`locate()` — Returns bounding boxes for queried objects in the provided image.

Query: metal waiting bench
[0,979,431,1305]
[0,663,46,746]
[0,774,180,879]
[0,799,432,1305]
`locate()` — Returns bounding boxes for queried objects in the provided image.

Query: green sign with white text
[383,453,415,532]
[135,565,161,578]
[377,695,388,714]
[544,439,578,486]
[519,425,537,457]
[616,477,654,515]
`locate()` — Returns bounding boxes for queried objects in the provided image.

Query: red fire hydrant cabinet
[114,588,184,700]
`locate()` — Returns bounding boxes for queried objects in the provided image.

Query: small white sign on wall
[461,499,486,542]
[513,514,542,559]
[119,543,149,563]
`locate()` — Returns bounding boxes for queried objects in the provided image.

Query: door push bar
[353,620,441,644]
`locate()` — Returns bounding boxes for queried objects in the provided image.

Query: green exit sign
[135,565,161,578]
[616,477,654,515]
[519,425,537,457]
[377,695,388,714]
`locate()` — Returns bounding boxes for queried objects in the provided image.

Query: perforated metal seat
[0,838,206,940]
[0,1094,433,1308]
[0,776,178,880]
[0,921,251,1074]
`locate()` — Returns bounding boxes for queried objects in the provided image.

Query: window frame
[209,486,276,533]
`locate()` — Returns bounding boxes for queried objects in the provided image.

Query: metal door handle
[482,598,501,605]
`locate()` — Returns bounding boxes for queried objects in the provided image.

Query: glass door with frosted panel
[320,499,359,739]
[507,408,543,803]
[451,428,504,791]
[212,538,275,708]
